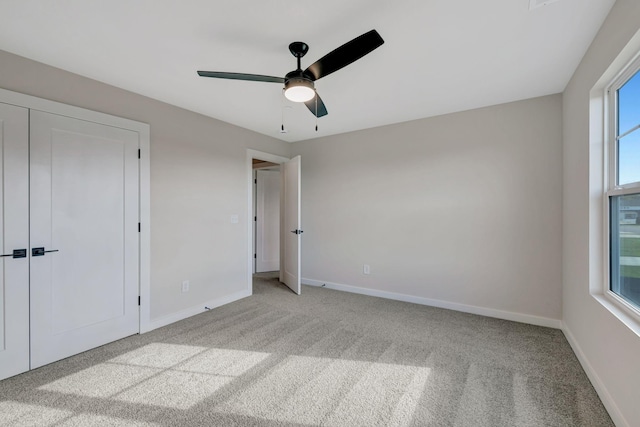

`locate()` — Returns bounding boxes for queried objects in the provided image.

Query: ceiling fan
[197,29,384,118]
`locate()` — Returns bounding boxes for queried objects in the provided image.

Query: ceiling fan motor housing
[284,70,314,88]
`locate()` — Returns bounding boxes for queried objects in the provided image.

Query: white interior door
[29,111,140,369]
[280,156,301,294]
[0,103,30,380]
[256,169,280,272]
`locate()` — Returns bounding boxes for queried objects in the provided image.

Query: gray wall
[563,0,640,425]
[291,94,563,323]
[0,50,290,322]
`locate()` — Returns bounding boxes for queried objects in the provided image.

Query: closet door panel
[30,111,139,369]
[0,102,30,380]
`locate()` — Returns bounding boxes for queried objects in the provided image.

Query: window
[607,62,640,312]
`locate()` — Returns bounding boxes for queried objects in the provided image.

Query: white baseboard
[140,289,251,333]
[561,324,629,427]
[302,278,561,329]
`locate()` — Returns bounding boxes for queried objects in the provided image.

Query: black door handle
[32,247,59,257]
[0,249,27,259]
[290,229,304,235]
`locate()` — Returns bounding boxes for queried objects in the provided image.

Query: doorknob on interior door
[31,247,59,257]
[0,249,27,258]
[290,229,304,234]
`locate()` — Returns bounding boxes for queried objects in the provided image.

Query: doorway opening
[246,150,289,294]
[253,160,281,274]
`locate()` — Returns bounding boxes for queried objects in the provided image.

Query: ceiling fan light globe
[284,86,315,102]
[284,77,315,102]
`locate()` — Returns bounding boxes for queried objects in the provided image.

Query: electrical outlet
[363,264,370,275]
[181,280,190,293]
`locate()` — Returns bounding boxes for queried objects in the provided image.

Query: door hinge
[138,296,141,306]
[254,178,257,184]
[254,253,257,259]
[138,222,141,232]
[138,149,141,159]
[254,216,257,222]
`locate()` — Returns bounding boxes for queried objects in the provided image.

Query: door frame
[0,88,152,333]
[246,149,290,293]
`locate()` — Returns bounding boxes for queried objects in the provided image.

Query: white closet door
[29,111,140,368]
[0,103,29,380]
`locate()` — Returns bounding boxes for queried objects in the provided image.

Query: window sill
[592,292,640,337]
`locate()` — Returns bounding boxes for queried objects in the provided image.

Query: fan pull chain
[281,89,286,133]
[315,94,318,132]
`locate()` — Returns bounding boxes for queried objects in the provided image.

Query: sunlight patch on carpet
[176,348,271,376]
[111,346,271,410]
[38,344,271,410]
[216,355,430,426]
[114,369,232,410]
[38,363,161,398]
[108,343,209,369]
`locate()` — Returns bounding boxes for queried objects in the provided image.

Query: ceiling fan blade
[304,93,328,117]
[197,71,284,83]
[304,30,384,81]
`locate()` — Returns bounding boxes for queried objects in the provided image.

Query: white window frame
[603,54,640,321]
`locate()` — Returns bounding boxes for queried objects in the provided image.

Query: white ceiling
[0,0,615,142]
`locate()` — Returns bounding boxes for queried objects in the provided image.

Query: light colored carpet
[0,272,613,426]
